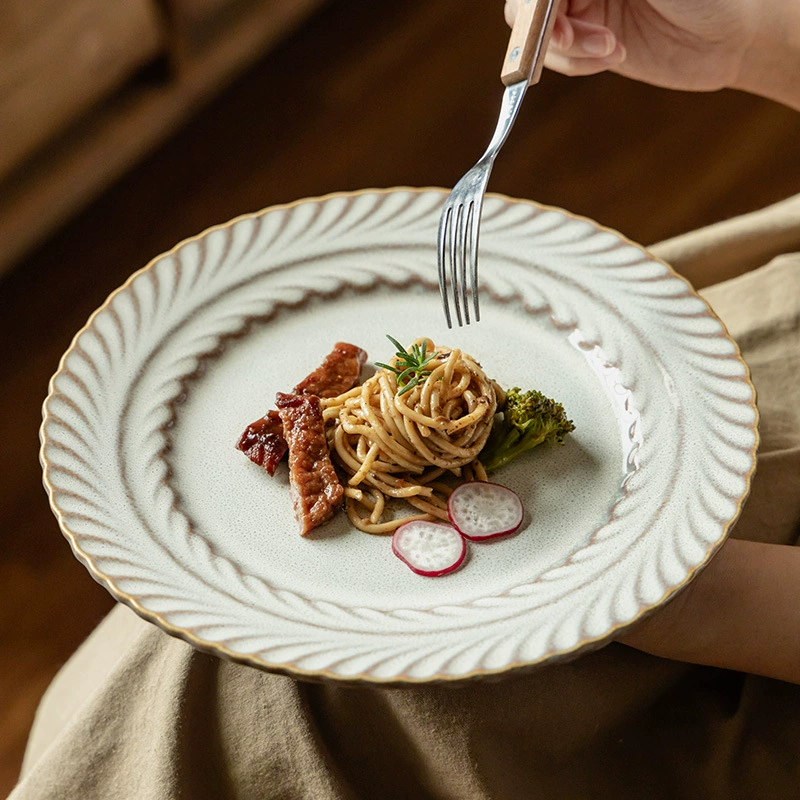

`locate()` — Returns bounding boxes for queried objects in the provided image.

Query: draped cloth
[11,193,800,799]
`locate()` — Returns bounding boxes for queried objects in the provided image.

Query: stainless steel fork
[437,0,559,327]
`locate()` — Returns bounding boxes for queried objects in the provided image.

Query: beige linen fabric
[655,192,800,290]
[10,197,800,799]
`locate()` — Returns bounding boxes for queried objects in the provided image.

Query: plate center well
[166,284,628,610]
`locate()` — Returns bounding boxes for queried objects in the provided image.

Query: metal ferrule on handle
[482,81,527,159]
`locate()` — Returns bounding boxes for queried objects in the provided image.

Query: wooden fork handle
[501,0,559,86]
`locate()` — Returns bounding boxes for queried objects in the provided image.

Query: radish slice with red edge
[447,481,524,541]
[392,521,466,577]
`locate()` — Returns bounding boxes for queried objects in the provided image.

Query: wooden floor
[2,0,799,792]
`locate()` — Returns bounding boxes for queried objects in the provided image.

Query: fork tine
[459,202,471,325]
[438,205,453,328]
[449,205,463,327]
[467,198,481,322]
[437,71,536,327]
[456,203,470,325]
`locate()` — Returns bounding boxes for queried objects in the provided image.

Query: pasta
[321,339,498,534]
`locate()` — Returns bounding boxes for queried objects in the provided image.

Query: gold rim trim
[40,186,760,686]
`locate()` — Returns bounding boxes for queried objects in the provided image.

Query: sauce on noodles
[321,338,500,534]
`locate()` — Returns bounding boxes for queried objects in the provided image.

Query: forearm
[733,1,800,111]
[619,539,800,683]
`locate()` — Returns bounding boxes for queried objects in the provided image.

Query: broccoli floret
[481,387,575,473]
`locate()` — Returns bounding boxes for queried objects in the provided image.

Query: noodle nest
[322,339,498,533]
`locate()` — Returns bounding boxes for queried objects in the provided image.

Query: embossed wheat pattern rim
[40,187,759,685]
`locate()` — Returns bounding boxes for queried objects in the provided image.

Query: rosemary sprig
[375,335,437,395]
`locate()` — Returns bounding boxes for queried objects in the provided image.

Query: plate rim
[39,186,760,685]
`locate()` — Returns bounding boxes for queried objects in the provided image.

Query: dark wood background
[2,0,799,792]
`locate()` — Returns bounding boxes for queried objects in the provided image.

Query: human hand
[504,0,800,109]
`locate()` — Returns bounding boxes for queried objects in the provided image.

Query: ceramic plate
[41,188,758,684]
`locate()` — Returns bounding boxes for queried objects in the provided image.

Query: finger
[507,5,626,76]
[550,16,621,59]
[504,0,519,28]
[544,16,625,76]
[550,13,574,50]
[543,44,626,77]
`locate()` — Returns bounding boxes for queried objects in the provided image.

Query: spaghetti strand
[327,342,498,534]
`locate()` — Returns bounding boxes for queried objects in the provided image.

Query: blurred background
[1,0,799,792]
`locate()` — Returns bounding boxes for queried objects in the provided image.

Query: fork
[437,0,559,327]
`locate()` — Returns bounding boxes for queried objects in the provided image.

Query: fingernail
[582,33,613,57]
[601,42,626,65]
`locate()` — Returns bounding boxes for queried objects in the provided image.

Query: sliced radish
[447,481,523,541]
[392,521,466,577]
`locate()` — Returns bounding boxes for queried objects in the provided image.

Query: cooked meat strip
[237,342,367,471]
[236,410,287,476]
[275,393,344,535]
[292,342,368,398]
